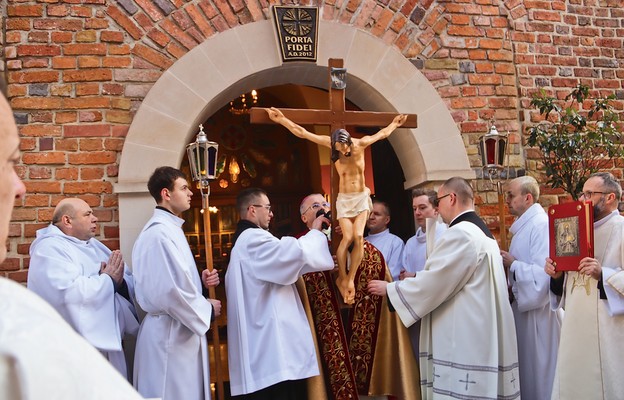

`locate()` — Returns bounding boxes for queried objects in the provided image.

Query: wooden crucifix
[250,58,417,303]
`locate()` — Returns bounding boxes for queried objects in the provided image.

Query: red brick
[24,194,51,207]
[27,32,50,43]
[71,5,93,18]
[52,57,78,69]
[78,56,101,68]
[17,243,31,255]
[0,258,20,272]
[132,43,173,69]
[55,112,78,124]
[451,97,488,108]
[9,71,59,84]
[68,151,117,165]
[47,5,71,17]
[64,181,113,194]
[109,44,131,55]
[24,223,48,238]
[7,271,29,283]
[76,83,100,96]
[34,19,83,31]
[65,124,111,137]
[101,31,124,43]
[20,124,62,137]
[106,4,143,40]
[51,31,73,43]
[24,181,62,194]
[160,19,198,50]
[186,4,215,37]
[102,56,132,68]
[21,152,66,165]
[8,5,44,17]
[78,110,103,122]
[136,0,165,22]
[55,168,79,180]
[81,167,105,180]
[62,97,111,109]
[63,43,107,55]
[448,26,486,37]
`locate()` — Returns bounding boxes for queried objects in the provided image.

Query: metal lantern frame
[185,124,224,400]
[186,124,219,195]
[478,125,508,181]
[478,124,510,252]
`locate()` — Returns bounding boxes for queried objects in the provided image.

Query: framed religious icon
[548,200,594,271]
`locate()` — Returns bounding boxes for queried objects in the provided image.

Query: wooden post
[202,189,224,400]
[497,181,507,251]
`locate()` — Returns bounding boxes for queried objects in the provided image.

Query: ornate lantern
[478,123,510,252]
[186,124,219,191]
[478,125,508,179]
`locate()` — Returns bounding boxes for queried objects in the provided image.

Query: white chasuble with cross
[387,220,520,399]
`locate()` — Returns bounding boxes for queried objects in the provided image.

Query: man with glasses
[545,172,624,399]
[369,177,519,399]
[501,176,561,400]
[226,187,334,399]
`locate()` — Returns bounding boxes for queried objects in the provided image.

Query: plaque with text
[272,6,319,62]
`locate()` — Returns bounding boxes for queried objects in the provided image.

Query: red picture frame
[548,200,594,272]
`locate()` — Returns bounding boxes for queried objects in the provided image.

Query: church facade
[2,0,623,281]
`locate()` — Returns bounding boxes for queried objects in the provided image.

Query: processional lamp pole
[186,125,224,400]
[478,124,509,252]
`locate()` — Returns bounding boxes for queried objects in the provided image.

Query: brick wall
[1,0,623,280]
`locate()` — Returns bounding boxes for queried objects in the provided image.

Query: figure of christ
[266,107,407,304]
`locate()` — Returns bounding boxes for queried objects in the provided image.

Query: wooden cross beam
[250,58,417,250]
[250,59,417,132]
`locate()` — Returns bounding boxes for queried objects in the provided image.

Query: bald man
[28,197,139,379]
[0,88,145,398]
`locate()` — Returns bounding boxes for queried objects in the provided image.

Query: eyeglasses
[433,193,453,207]
[578,191,606,199]
[301,202,330,214]
[251,204,272,212]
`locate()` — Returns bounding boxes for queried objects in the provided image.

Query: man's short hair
[147,166,186,203]
[372,199,391,217]
[442,177,474,205]
[299,193,324,215]
[411,188,437,207]
[589,171,622,200]
[236,187,268,216]
[514,176,540,202]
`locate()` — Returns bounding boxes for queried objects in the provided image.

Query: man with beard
[545,172,624,399]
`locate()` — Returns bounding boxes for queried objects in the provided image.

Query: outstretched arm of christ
[357,114,407,147]
[266,107,331,148]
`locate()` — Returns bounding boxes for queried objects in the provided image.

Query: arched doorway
[116,20,474,259]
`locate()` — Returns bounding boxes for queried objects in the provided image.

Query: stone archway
[116,20,474,258]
